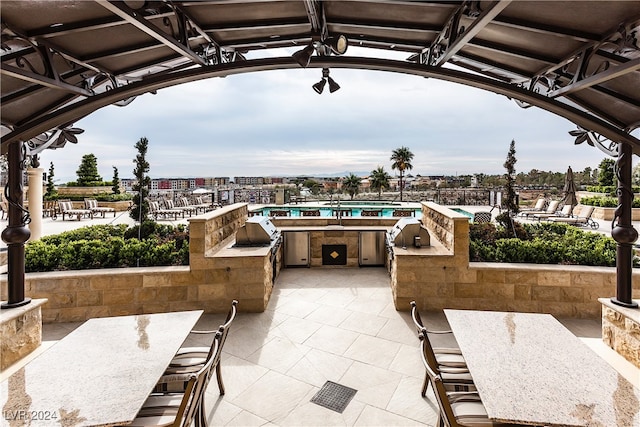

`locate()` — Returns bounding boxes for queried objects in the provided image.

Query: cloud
[40,51,609,183]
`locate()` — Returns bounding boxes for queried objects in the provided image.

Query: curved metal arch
[2,56,639,151]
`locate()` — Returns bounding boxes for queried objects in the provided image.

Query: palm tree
[390,146,414,201]
[343,173,362,200]
[370,166,391,198]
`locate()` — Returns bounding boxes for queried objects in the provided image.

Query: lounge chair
[58,200,93,221]
[518,199,559,218]
[361,209,382,217]
[177,197,198,216]
[301,209,320,216]
[149,201,183,220]
[532,203,573,221]
[84,198,116,218]
[549,205,599,229]
[519,197,546,213]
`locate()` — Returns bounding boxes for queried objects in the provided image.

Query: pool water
[452,208,474,221]
[251,206,421,218]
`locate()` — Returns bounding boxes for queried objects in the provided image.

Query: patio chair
[155,300,238,426]
[410,302,473,396]
[472,211,492,223]
[421,341,509,427]
[149,201,183,221]
[518,199,559,218]
[0,199,8,220]
[131,342,216,427]
[43,200,59,219]
[84,198,116,218]
[58,200,93,221]
[549,205,599,229]
[532,203,573,221]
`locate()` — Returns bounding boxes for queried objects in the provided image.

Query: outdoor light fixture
[292,43,315,67]
[325,34,349,55]
[292,34,349,68]
[312,78,327,94]
[313,68,340,94]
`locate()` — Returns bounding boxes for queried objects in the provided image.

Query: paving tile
[343,335,401,369]
[305,304,353,327]
[276,316,324,344]
[388,343,424,379]
[231,370,315,422]
[217,355,270,400]
[303,324,360,355]
[286,348,354,387]
[246,336,310,374]
[385,376,439,425]
[339,311,389,336]
[279,387,365,426]
[354,404,428,426]
[339,361,403,409]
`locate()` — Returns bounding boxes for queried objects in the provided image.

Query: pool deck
[1,268,637,426]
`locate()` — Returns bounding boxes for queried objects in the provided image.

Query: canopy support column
[611,142,638,308]
[1,141,31,309]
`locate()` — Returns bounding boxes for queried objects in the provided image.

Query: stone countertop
[444,309,640,427]
[390,235,449,256]
[277,225,392,232]
[1,310,202,427]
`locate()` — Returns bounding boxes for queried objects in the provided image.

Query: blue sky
[39,47,609,183]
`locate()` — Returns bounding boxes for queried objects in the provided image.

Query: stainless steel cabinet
[284,232,310,267]
[359,231,386,266]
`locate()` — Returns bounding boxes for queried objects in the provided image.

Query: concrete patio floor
[6,268,637,426]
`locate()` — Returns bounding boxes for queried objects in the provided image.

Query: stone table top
[1,310,202,426]
[444,309,640,427]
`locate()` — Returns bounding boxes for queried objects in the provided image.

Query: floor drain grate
[310,381,358,413]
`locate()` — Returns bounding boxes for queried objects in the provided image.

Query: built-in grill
[235,216,281,247]
[386,217,430,248]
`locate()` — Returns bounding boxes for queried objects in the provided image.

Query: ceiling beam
[431,0,512,67]
[97,0,207,66]
[0,63,92,97]
[491,16,601,43]
[3,56,639,154]
[548,58,640,98]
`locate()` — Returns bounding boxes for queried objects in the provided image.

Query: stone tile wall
[600,298,640,368]
[1,299,46,371]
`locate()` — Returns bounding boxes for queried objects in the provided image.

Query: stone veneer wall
[2,201,637,323]
[394,202,640,318]
[600,298,640,368]
[1,203,277,322]
[0,299,46,371]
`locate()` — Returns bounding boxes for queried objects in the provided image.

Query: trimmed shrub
[25,222,189,272]
[469,221,630,267]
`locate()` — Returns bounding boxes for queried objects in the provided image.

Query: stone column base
[1,298,47,371]
[600,297,640,369]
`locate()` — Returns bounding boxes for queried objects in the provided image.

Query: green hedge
[580,195,640,208]
[25,222,188,272]
[469,221,630,267]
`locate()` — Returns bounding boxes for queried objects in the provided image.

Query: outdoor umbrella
[562,166,578,214]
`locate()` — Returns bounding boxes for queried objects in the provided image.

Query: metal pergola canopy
[1,1,640,311]
[1,0,640,153]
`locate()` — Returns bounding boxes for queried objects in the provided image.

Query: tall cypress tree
[45,162,58,199]
[112,166,121,194]
[130,137,151,221]
[503,139,519,215]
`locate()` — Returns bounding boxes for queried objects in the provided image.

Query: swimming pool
[452,208,474,221]
[250,204,422,218]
